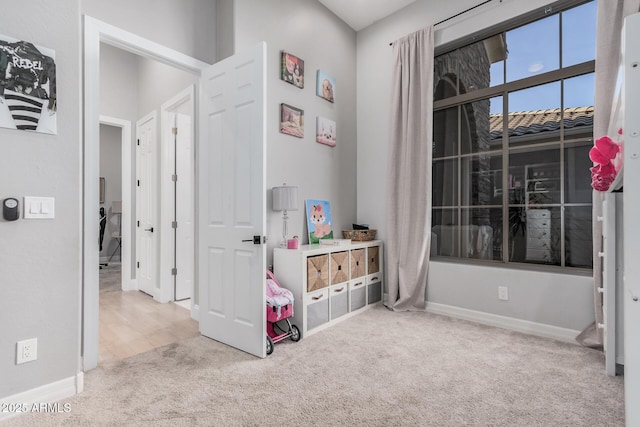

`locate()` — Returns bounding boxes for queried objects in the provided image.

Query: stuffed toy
[589,132,621,191]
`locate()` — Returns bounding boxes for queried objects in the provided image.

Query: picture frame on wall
[305,199,334,244]
[0,34,57,134]
[316,70,335,103]
[316,116,336,147]
[281,51,304,89]
[280,103,304,138]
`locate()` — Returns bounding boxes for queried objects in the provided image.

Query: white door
[175,112,194,301]
[136,112,158,297]
[199,42,267,357]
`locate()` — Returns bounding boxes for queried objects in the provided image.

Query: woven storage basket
[330,251,349,285]
[342,229,377,241]
[350,249,365,278]
[307,254,329,292]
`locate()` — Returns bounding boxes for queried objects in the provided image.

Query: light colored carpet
[5,306,624,426]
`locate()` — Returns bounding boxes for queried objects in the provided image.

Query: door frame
[159,86,196,309]
[83,15,208,371]
[99,115,136,292]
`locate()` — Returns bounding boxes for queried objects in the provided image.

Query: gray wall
[216,0,235,61]
[234,0,358,266]
[81,0,217,64]
[356,0,594,331]
[99,124,123,262]
[0,0,81,398]
[136,58,198,119]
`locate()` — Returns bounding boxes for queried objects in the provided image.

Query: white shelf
[274,240,384,338]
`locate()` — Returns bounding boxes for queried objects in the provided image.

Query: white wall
[0,0,81,398]
[99,124,123,262]
[356,0,595,332]
[234,0,358,266]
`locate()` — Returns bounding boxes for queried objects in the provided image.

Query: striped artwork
[3,89,43,131]
[0,35,57,134]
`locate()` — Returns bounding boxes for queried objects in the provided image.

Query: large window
[431,0,596,270]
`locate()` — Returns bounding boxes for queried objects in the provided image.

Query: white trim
[192,304,200,321]
[99,115,136,292]
[426,302,581,344]
[0,373,83,422]
[159,86,196,304]
[83,15,207,371]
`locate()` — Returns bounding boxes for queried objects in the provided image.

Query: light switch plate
[24,197,55,219]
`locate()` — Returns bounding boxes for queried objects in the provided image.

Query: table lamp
[272,184,298,246]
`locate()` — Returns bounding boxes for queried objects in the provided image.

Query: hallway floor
[98,265,199,364]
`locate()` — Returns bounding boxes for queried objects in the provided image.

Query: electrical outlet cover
[16,338,38,364]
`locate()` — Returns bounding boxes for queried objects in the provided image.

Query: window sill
[429,256,593,277]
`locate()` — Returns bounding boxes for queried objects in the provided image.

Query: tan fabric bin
[307,254,329,292]
[350,249,365,278]
[330,251,349,285]
[368,246,380,274]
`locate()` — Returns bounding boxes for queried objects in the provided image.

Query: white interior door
[198,42,267,357]
[175,112,194,301]
[136,112,158,297]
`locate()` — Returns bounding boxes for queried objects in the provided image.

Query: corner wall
[356,0,595,332]
[233,0,358,266]
[0,0,82,398]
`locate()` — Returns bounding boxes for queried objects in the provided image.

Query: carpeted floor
[4,306,624,426]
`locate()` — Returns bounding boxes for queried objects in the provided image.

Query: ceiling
[318,0,418,31]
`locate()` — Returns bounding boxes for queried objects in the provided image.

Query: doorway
[99,116,135,291]
[160,86,196,306]
[84,16,268,371]
[84,17,207,370]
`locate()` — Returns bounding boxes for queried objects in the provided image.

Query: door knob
[145,227,154,232]
[242,235,265,244]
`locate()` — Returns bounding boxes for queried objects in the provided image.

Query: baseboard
[426,302,581,344]
[0,372,83,421]
[191,304,200,321]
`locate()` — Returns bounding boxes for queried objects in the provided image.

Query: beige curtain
[576,0,640,348]
[385,28,434,311]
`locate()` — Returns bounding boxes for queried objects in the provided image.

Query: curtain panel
[385,28,434,311]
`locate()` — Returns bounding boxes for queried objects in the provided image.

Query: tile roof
[489,106,594,139]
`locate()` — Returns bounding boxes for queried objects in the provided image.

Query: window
[431,0,596,270]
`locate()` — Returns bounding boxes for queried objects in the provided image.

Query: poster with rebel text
[0,34,57,134]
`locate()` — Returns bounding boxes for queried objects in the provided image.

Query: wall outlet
[16,338,38,364]
[498,286,509,301]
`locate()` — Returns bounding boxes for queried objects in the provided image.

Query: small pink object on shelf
[287,236,299,249]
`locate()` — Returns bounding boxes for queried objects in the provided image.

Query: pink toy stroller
[266,270,300,355]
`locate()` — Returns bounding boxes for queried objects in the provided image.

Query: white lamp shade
[272,186,299,211]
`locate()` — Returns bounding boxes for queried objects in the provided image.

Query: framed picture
[0,34,57,134]
[316,70,335,103]
[280,103,304,138]
[281,51,304,89]
[305,199,334,244]
[316,117,336,147]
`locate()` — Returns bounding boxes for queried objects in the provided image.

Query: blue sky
[489,1,596,114]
